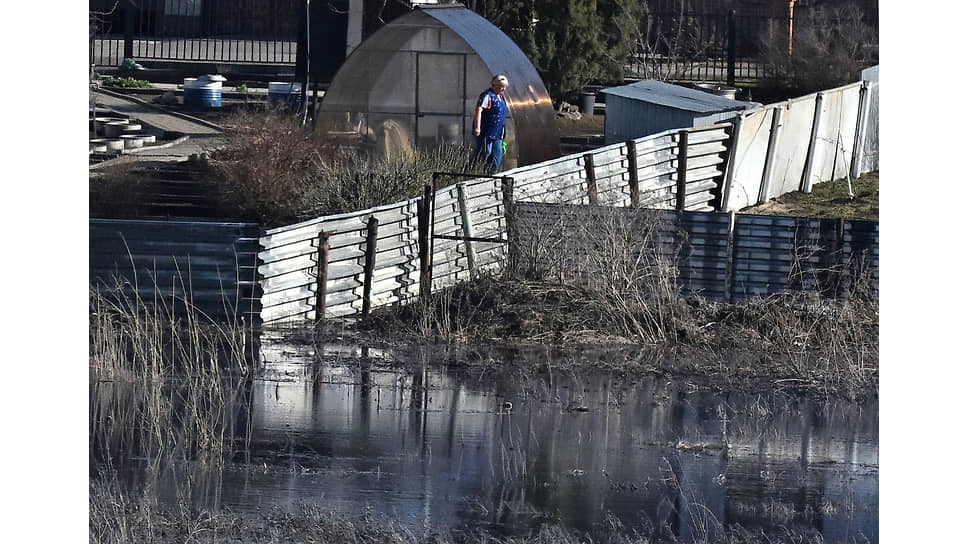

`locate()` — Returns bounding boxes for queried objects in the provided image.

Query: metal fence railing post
[501,176,517,275]
[362,216,379,316]
[314,230,331,331]
[455,182,477,274]
[123,1,135,60]
[727,10,736,86]
[676,130,689,211]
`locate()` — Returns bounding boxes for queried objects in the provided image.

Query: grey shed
[317,4,559,170]
[601,80,755,144]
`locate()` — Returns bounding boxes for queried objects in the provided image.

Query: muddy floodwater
[95,343,878,542]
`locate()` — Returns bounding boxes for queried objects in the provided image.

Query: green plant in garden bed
[103,76,151,88]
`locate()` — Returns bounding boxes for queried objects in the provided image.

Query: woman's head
[491,74,509,93]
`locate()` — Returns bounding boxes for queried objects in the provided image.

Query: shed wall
[605,97,694,144]
[605,96,740,144]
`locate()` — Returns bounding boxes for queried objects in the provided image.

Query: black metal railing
[631,10,787,83]
[631,2,878,84]
[90,0,301,67]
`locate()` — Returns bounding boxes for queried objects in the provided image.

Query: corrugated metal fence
[89,80,877,325]
[258,123,733,324]
[90,219,262,323]
[514,203,879,303]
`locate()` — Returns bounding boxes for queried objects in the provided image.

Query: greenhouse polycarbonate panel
[417,52,466,116]
[319,6,558,168]
[422,6,560,165]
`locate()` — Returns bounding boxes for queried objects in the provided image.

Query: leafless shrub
[89,161,146,218]
[515,204,691,344]
[628,1,708,81]
[758,4,878,94]
[207,109,486,227]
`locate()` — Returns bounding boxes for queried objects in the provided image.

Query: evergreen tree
[471,0,645,101]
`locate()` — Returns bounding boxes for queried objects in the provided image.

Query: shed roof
[601,80,750,114]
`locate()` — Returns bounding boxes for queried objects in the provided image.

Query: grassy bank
[356,205,877,398]
[742,172,878,221]
[357,276,877,398]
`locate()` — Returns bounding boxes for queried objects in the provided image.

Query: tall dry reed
[90,281,253,463]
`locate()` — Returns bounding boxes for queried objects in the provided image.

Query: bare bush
[89,161,145,218]
[758,4,878,94]
[208,109,486,226]
[514,204,691,344]
[628,1,708,81]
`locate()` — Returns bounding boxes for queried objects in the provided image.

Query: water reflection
[97,343,878,542]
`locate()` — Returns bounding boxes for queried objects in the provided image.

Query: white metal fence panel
[258,200,420,323]
[805,83,862,191]
[766,96,817,198]
[859,81,879,174]
[507,155,587,204]
[724,107,772,211]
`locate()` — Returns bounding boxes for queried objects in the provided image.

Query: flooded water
[94,343,878,542]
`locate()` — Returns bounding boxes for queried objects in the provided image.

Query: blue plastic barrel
[184,78,222,109]
[268,82,303,110]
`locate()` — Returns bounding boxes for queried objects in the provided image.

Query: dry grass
[206,109,488,227]
[358,204,878,397]
[90,472,842,544]
[742,172,878,221]
[555,113,604,137]
[90,285,254,462]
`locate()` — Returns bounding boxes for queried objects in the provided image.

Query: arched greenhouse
[317,4,559,170]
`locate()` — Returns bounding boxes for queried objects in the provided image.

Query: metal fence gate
[90,0,301,67]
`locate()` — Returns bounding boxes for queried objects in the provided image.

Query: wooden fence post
[362,216,379,316]
[626,140,640,207]
[314,230,331,329]
[455,182,477,274]
[418,184,433,301]
[501,176,517,275]
[676,130,689,211]
[583,153,599,205]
